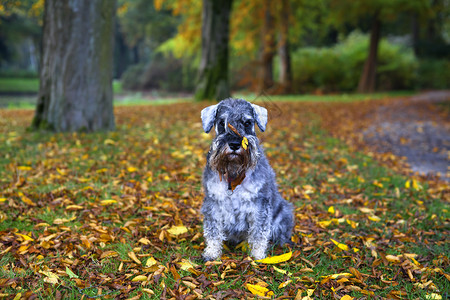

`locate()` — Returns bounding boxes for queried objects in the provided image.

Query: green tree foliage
[329,0,430,92]
[0,0,42,70]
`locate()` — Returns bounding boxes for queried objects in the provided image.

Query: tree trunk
[411,12,420,56]
[258,0,276,94]
[32,0,116,132]
[357,14,381,93]
[194,0,233,102]
[278,0,292,94]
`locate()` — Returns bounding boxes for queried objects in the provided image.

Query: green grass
[236,90,415,103]
[0,100,448,299]
[0,77,39,93]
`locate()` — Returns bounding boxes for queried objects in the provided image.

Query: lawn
[0,99,448,299]
[0,77,123,95]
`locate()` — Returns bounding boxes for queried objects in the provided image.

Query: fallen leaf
[131,275,147,282]
[242,136,249,150]
[100,199,117,206]
[167,225,188,235]
[246,283,274,298]
[331,239,349,251]
[128,251,141,264]
[256,251,292,264]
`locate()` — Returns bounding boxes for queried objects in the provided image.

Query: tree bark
[32,0,116,132]
[194,0,233,101]
[278,0,292,94]
[258,0,276,94]
[357,13,381,93]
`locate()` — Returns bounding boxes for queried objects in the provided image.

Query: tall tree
[194,0,233,101]
[330,0,430,93]
[278,0,292,93]
[257,0,276,94]
[357,12,381,93]
[32,0,116,132]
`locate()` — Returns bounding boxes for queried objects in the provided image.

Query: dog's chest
[206,172,262,227]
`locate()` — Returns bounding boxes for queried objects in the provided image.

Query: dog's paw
[251,247,267,260]
[201,254,217,262]
[202,245,222,262]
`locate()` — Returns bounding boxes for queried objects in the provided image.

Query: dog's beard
[210,149,249,179]
[209,144,252,180]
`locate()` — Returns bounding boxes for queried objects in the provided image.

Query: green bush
[121,64,147,90]
[290,32,419,93]
[415,59,450,89]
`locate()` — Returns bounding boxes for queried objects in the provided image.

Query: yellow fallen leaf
[127,166,138,172]
[425,293,442,300]
[18,192,36,206]
[242,137,249,150]
[322,272,353,279]
[256,251,292,264]
[167,225,188,235]
[13,293,22,300]
[138,237,151,245]
[39,270,59,284]
[328,206,335,214]
[146,257,157,267]
[358,207,374,214]
[0,198,7,202]
[331,239,349,251]
[346,219,358,228]
[131,275,147,282]
[142,288,155,295]
[104,138,116,145]
[278,280,292,289]
[368,215,381,222]
[66,205,84,210]
[128,251,141,264]
[56,168,67,176]
[273,265,292,276]
[100,199,117,206]
[341,295,354,300]
[246,283,274,298]
[17,166,32,171]
[385,255,401,263]
[15,233,34,242]
[178,260,195,271]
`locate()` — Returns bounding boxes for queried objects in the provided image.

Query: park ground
[0,91,449,299]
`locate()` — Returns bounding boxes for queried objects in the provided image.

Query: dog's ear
[251,104,268,132]
[201,104,219,133]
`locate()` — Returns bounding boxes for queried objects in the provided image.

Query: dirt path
[362,91,449,181]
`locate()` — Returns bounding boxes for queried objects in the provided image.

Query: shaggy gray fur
[200,98,294,261]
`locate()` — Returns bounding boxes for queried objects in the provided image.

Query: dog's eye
[244,121,252,127]
[218,120,225,132]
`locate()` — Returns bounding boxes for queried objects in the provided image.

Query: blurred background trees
[0,0,449,101]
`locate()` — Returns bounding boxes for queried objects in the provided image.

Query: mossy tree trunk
[357,13,381,93]
[32,0,116,132]
[257,0,276,94]
[278,0,292,94]
[194,0,232,102]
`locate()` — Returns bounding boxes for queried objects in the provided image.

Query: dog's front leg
[248,206,271,260]
[202,215,225,261]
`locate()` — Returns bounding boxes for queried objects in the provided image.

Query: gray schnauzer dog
[200,98,294,261]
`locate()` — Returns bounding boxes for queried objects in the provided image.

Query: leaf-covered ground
[0,98,449,299]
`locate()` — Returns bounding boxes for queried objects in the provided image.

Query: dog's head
[201,98,268,179]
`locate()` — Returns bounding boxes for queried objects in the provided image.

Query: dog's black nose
[229,142,241,151]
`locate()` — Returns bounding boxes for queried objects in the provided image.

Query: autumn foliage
[0,99,448,299]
